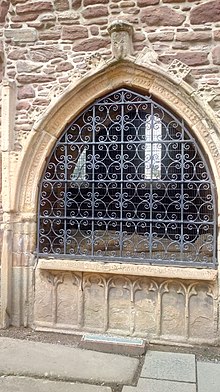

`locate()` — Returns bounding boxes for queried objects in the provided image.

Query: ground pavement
[0,337,219,391]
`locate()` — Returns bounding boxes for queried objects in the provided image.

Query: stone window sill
[37,258,217,281]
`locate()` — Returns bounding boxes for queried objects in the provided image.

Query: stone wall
[1,0,220,339]
[1,0,220,145]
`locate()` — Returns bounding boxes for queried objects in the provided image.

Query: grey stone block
[5,29,37,42]
[0,376,112,392]
[197,361,220,392]
[141,351,196,382]
[0,337,139,385]
[123,378,196,392]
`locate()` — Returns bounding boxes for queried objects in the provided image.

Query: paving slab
[123,378,196,392]
[197,361,220,392]
[0,337,139,385]
[141,351,196,382]
[0,376,112,392]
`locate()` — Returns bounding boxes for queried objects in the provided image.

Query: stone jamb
[0,79,16,328]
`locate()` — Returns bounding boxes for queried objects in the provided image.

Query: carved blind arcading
[37,88,216,268]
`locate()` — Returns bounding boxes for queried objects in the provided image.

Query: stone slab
[141,351,196,382]
[0,376,111,392]
[80,334,147,356]
[197,361,220,392]
[0,337,139,385]
[38,258,217,281]
[123,378,196,392]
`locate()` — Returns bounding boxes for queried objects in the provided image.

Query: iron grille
[38,89,216,267]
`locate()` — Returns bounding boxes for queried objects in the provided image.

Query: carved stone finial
[194,83,217,104]
[85,52,105,70]
[167,59,191,83]
[136,46,158,66]
[108,20,134,60]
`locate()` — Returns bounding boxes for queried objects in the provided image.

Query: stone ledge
[38,258,217,281]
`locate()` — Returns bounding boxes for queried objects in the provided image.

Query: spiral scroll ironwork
[37,89,216,267]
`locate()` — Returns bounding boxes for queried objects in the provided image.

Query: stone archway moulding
[14,60,220,217]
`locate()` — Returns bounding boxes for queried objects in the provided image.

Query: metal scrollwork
[38,88,216,268]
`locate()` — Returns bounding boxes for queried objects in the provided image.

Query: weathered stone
[120,1,136,7]
[0,1,9,23]
[17,74,56,83]
[39,30,61,40]
[176,31,212,42]
[134,32,146,42]
[73,37,110,51]
[140,6,186,26]
[163,0,184,2]
[29,47,67,61]
[16,1,53,14]
[8,49,27,60]
[90,26,99,35]
[212,45,220,65]
[72,0,82,9]
[190,1,220,24]
[18,85,35,100]
[4,28,37,42]
[62,26,88,40]
[16,61,42,73]
[16,101,31,111]
[54,0,69,11]
[137,0,159,6]
[159,51,209,66]
[82,5,109,19]
[11,13,39,22]
[84,0,108,5]
[148,31,174,42]
[56,62,73,72]
[214,30,220,41]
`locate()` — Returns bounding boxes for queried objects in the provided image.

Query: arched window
[38,88,216,267]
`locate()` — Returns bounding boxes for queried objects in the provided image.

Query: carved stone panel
[34,269,218,345]
[160,282,186,338]
[56,273,81,327]
[133,279,158,337]
[108,277,131,333]
[83,274,106,331]
[188,283,216,340]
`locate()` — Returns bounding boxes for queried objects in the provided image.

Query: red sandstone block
[0,1,9,23]
[16,1,53,14]
[84,0,108,5]
[82,5,109,19]
[18,85,35,100]
[214,30,220,41]
[212,45,220,65]
[39,31,61,40]
[137,0,159,6]
[73,37,110,51]
[176,31,212,42]
[140,6,186,26]
[159,51,209,66]
[190,0,220,24]
[72,0,82,9]
[148,31,174,42]
[62,26,88,40]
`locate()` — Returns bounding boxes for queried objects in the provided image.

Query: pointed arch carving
[13,60,220,219]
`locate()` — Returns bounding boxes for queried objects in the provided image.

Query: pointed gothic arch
[37,86,216,268]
